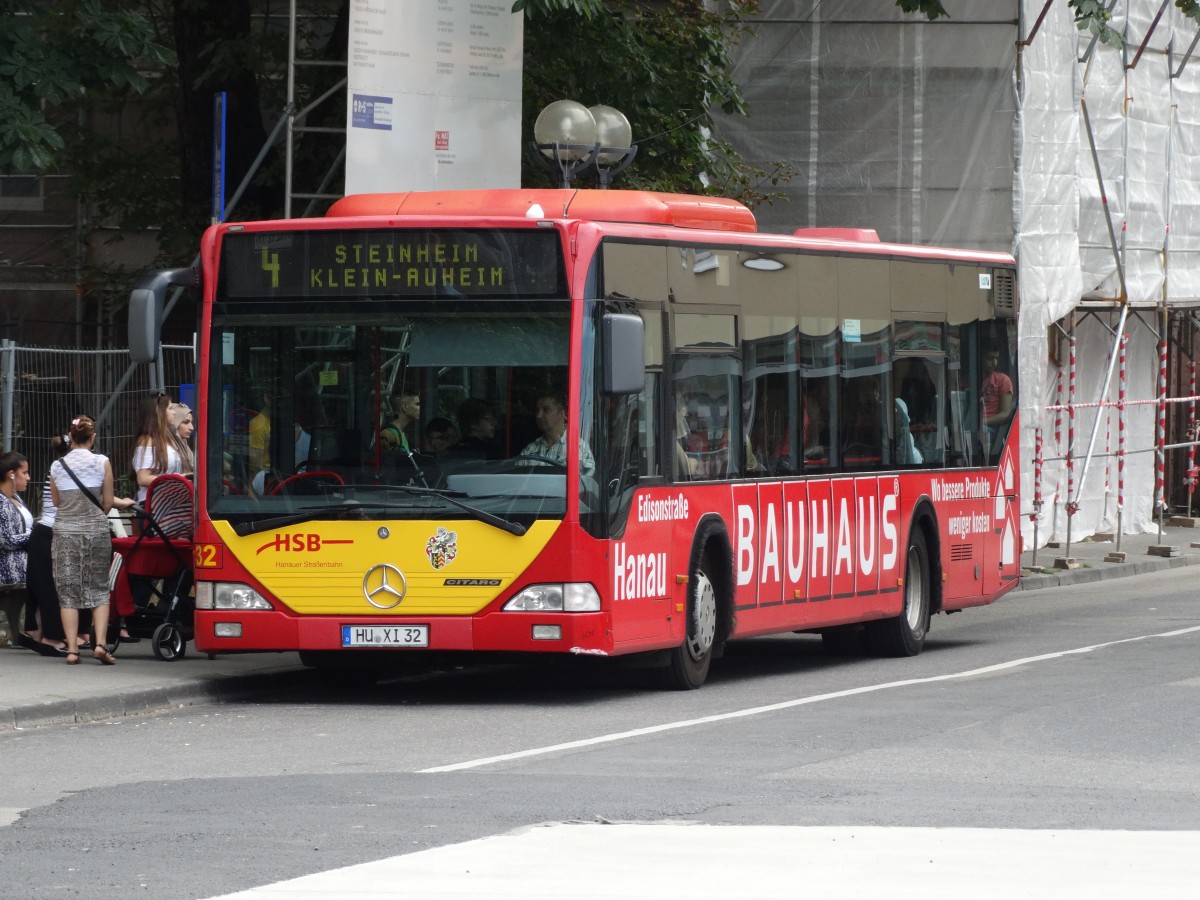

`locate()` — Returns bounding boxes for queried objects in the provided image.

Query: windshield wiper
[230,487,527,537]
[398,485,528,536]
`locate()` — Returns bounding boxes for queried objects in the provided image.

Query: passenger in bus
[247,389,273,495]
[982,345,1014,428]
[841,379,884,463]
[802,384,832,461]
[673,399,700,478]
[893,397,923,465]
[222,453,239,495]
[251,423,315,496]
[422,417,459,456]
[898,360,940,462]
[518,392,595,475]
[679,393,731,477]
[768,386,832,467]
[450,398,502,460]
[899,360,936,428]
[379,391,420,453]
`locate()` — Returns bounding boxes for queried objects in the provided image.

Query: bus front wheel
[661,528,723,690]
[863,526,931,657]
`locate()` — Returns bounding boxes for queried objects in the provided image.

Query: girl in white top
[132,393,181,503]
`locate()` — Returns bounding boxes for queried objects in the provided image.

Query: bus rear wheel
[863,527,931,657]
[661,531,722,690]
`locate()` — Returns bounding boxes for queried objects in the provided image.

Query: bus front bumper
[192,609,614,656]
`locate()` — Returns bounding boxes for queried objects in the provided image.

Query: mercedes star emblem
[362,563,407,609]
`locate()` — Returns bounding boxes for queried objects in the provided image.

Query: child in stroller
[108,473,194,661]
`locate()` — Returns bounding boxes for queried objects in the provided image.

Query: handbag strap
[58,458,104,510]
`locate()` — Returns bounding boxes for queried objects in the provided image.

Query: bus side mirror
[129,268,197,363]
[602,313,645,395]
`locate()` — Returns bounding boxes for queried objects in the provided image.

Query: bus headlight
[195,582,274,611]
[503,583,600,612]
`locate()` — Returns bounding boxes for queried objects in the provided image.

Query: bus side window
[978,320,1016,464]
[840,375,887,466]
[945,324,973,468]
[674,392,697,480]
[895,358,943,465]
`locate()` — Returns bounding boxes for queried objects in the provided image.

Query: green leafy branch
[0,0,172,172]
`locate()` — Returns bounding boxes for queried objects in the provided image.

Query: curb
[0,666,314,731]
[1018,550,1200,591]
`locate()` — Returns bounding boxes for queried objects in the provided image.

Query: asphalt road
[1,566,1197,899]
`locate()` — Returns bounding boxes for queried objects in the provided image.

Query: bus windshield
[206,297,575,529]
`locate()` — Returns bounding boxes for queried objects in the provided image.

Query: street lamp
[530,100,637,189]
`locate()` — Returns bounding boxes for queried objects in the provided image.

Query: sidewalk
[0,641,310,731]
[4,526,1200,731]
[1019,523,1200,590]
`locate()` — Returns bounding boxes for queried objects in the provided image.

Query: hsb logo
[255,533,352,555]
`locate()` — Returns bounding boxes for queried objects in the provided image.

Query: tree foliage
[512,0,603,15]
[521,0,789,203]
[0,0,172,172]
[1069,0,1121,45]
[886,0,1200,42]
[896,1,949,20]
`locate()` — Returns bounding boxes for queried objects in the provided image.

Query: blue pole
[212,92,227,224]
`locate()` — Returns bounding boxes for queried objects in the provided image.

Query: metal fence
[0,341,195,509]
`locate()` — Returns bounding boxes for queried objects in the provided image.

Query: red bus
[130,189,1019,688]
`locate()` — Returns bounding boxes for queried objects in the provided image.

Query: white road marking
[208,823,1200,899]
[420,625,1200,773]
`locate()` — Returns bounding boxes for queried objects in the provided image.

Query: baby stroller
[109,474,195,661]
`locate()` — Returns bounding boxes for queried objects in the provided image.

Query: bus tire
[660,523,725,690]
[863,526,931,657]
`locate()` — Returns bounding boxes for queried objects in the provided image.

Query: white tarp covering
[721,1,1016,249]
[344,0,523,193]
[1169,7,1200,305]
[718,0,1200,547]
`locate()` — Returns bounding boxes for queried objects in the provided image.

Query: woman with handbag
[0,451,33,649]
[49,415,135,665]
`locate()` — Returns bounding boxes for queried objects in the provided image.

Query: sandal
[94,647,116,666]
[65,652,80,665]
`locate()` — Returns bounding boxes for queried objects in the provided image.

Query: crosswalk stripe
[208,823,1200,899]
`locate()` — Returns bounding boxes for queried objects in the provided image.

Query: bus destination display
[220,229,564,298]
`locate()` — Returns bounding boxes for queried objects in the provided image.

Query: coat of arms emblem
[425,527,458,569]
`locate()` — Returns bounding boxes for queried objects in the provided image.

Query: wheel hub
[904,545,924,631]
[688,570,718,660]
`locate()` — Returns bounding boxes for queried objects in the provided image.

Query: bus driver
[519,392,595,476]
